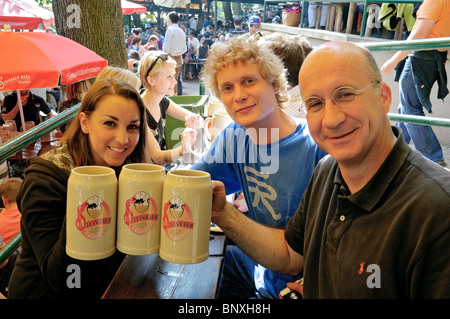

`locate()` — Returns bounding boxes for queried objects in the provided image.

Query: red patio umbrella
[0,0,54,30]
[121,0,147,15]
[0,29,107,130]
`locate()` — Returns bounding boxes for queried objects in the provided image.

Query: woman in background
[139,51,200,164]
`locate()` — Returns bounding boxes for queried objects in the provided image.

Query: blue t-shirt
[192,121,326,228]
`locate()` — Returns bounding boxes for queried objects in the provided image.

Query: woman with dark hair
[7,78,148,299]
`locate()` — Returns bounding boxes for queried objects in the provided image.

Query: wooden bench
[102,232,226,299]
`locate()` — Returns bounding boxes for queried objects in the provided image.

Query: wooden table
[102,232,226,299]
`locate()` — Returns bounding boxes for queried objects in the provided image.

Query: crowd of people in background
[122,1,422,86]
[123,9,269,85]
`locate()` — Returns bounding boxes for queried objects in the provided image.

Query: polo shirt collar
[334,126,410,211]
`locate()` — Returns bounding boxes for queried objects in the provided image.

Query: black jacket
[395,50,449,113]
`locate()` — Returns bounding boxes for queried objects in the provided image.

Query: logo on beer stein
[75,195,112,239]
[163,196,194,241]
[124,191,159,234]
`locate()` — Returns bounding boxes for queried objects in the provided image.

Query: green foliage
[35,0,52,7]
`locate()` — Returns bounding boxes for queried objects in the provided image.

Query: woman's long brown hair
[58,78,148,168]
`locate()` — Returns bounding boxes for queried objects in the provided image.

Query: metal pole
[362,37,450,51]
[0,233,21,265]
[388,113,450,127]
[360,0,369,37]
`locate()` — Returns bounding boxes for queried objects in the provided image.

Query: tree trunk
[222,2,232,23]
[232,2,242,18]
[52,0,127,69]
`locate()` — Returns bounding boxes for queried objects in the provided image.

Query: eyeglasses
[301,82,379,114]
[146,53,173,77]
[249,24,260,28]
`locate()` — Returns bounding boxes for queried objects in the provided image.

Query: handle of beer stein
[203,117,213,142]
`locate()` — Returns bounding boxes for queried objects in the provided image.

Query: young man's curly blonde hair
[200,37,289,109]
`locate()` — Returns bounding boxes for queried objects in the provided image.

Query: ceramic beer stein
[205,96,226,118]
[204,110,232,142]
[4,120,17,132]
[117,163,165,255]
[21,121,35,132]
[66,166,117,260]
[160,170,212,264]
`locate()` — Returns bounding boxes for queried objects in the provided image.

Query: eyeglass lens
[304,82,378,111]
[304,87,359,110]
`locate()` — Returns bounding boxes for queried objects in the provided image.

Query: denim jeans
[218,245,301,299]
[308,3,330,28]
[398,57,444,163]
